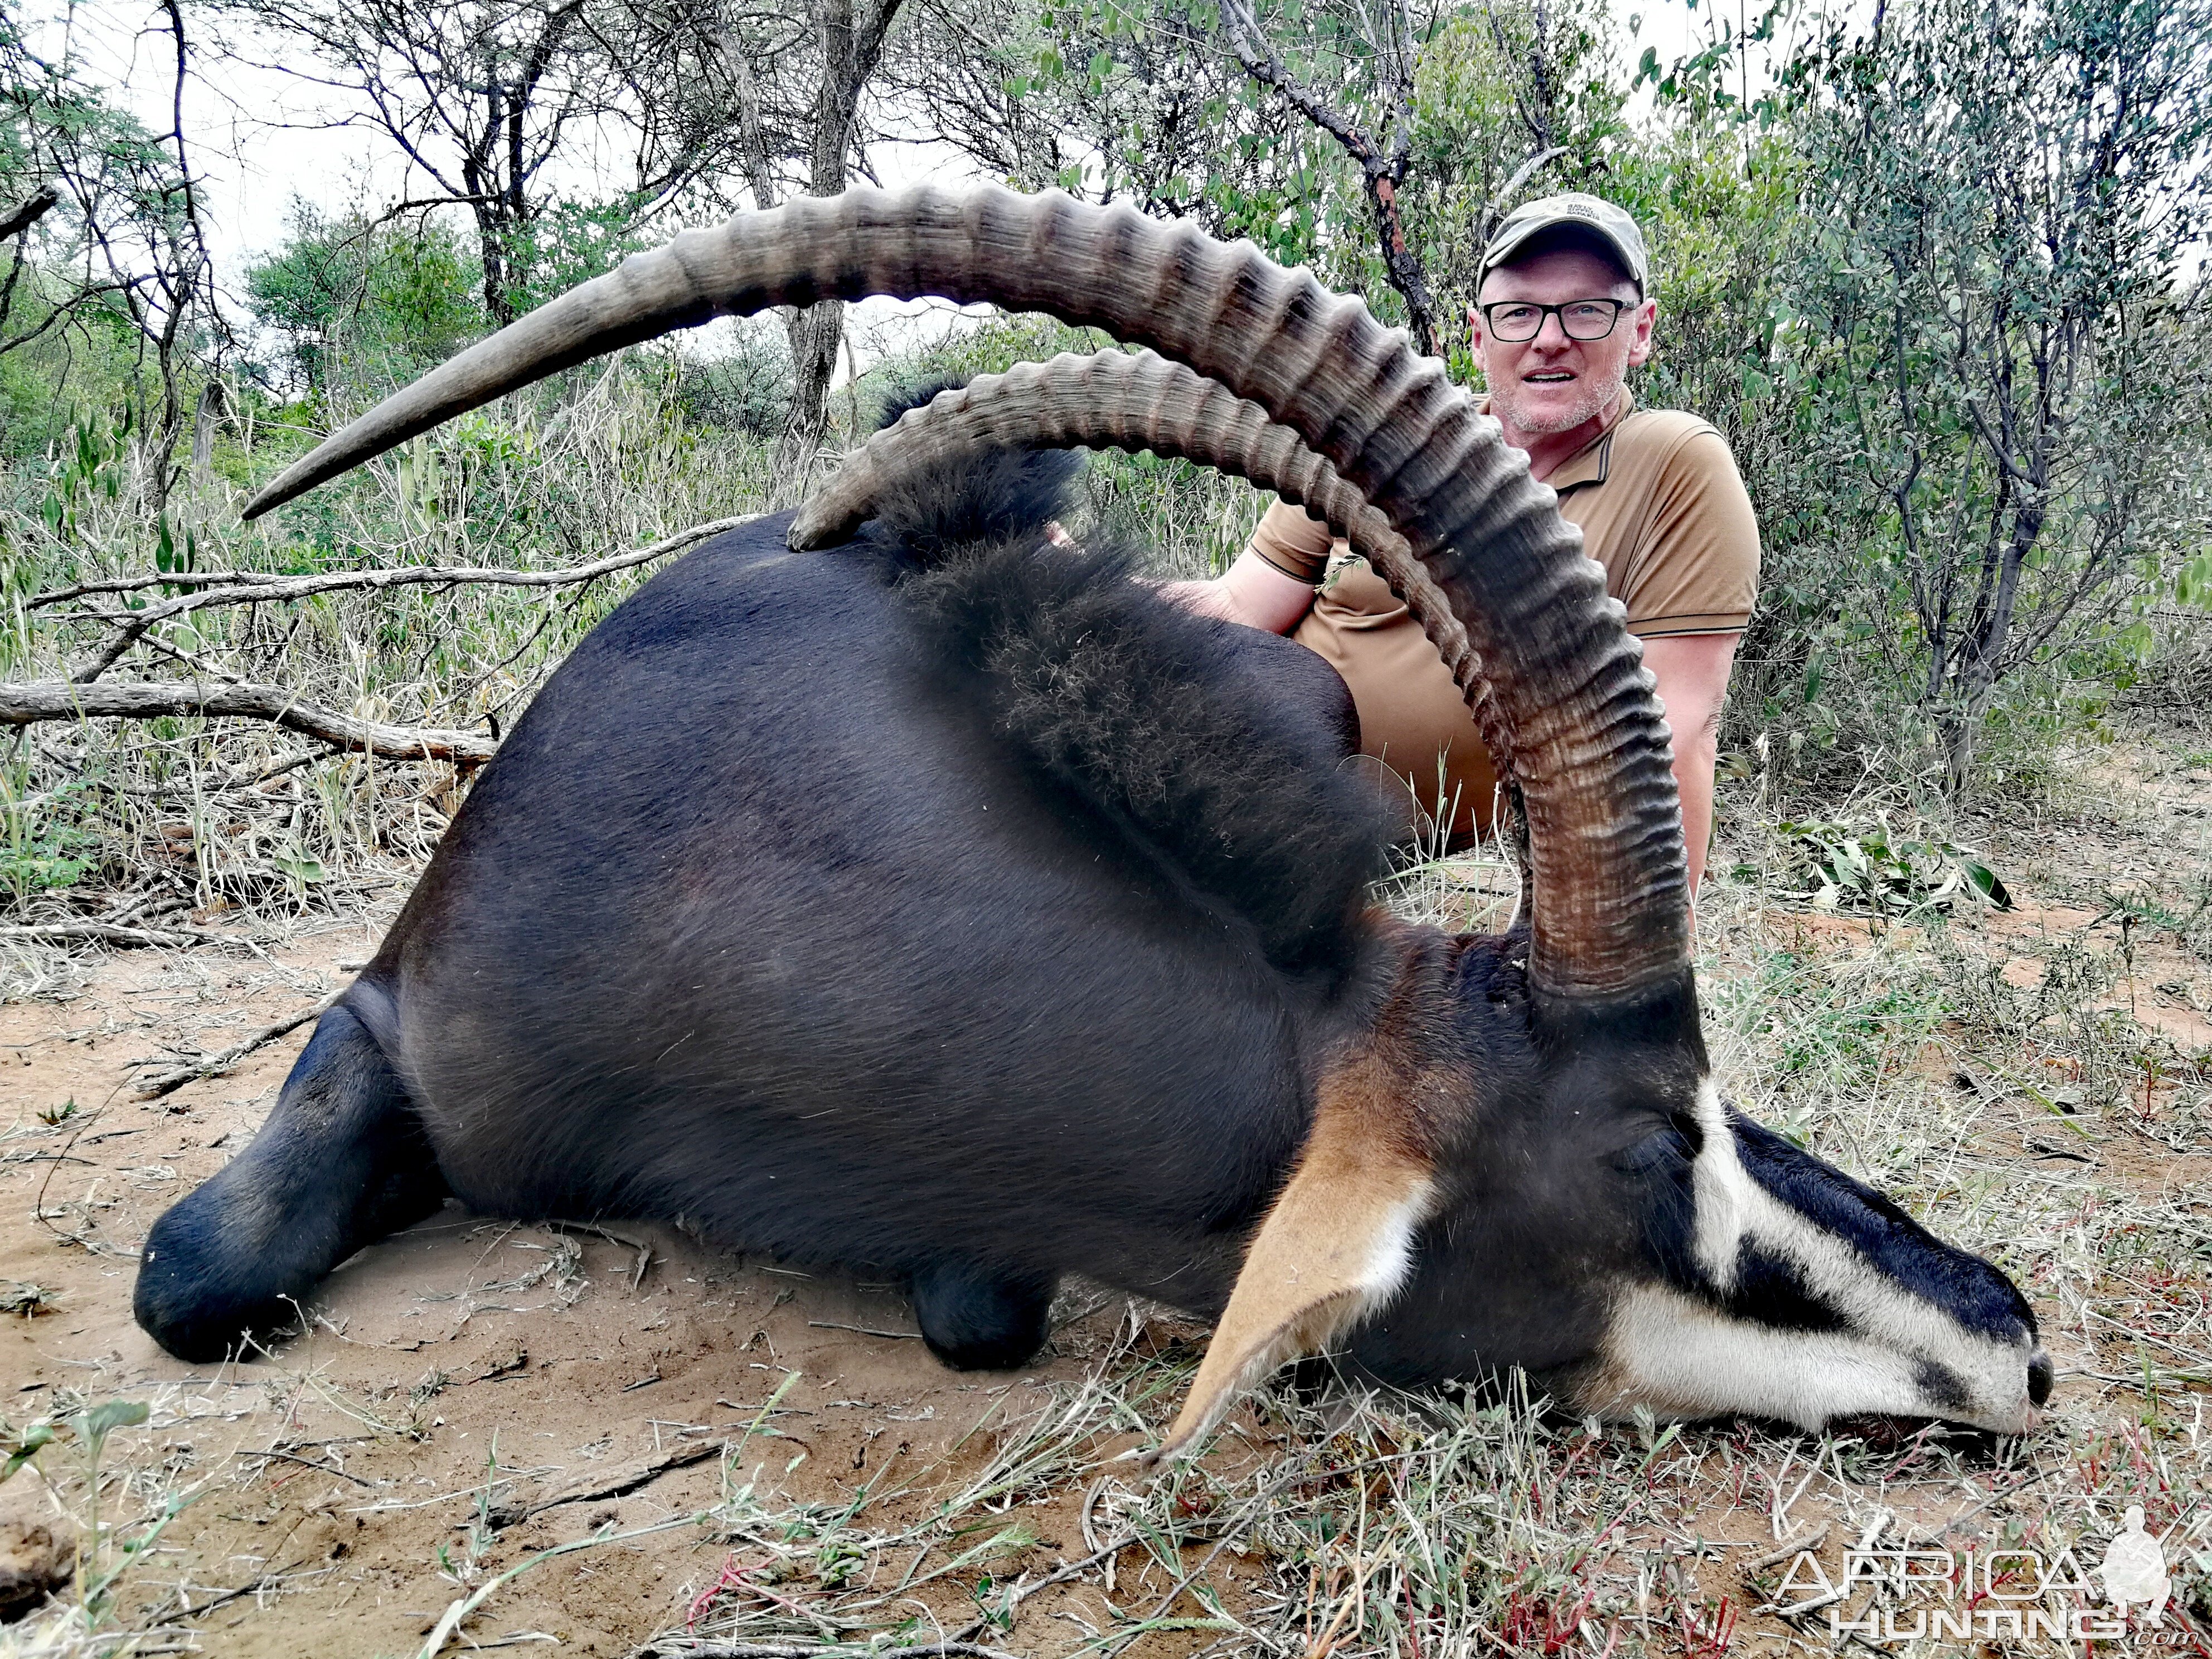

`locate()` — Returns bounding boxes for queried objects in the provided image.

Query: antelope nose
[2027,1348,2054,1406]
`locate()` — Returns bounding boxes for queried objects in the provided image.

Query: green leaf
[76,1399,149,1449]
[1961,861,2012,909]
[2,1419,56,1484]
[273,845,326,885]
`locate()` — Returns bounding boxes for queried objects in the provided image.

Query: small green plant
[1,1280,60,1317]
[2,817,97,898]
[68,1400,156,1620]
[38,1095,79,1126]
[270,838,327,889]
[2,1414,59,1485]
[2,1396,182,1641]
[1773,818,2012,916]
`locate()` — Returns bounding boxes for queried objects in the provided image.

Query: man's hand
[1156,550,1318,635]
[1639,632,1740,901]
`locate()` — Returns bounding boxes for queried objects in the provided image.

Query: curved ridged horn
[240,184,1689,1010]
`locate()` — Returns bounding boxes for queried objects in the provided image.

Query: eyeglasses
[1476,298,1634,343]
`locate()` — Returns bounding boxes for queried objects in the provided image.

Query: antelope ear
[1151,1059,1438,1465]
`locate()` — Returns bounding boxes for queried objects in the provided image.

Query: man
[1164,194,1758,895]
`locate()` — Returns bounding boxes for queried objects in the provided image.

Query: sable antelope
[134,186,2051,1457]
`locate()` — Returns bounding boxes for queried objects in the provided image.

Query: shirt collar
[1477,389,1636,492]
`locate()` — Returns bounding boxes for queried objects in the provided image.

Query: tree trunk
[765,0,904,503]
[190,379,228,486]
[773,299,845,501]
[1938,701,1978,800]
[1938,461,2048,798]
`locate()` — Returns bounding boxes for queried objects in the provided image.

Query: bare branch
[1215,0,1438,353]
[52,513,761,681]
[0,919,227,949]
[134,991,342,1098]
[1482,144,1568,245]
[0,681,499,765]
[0,186,60,242]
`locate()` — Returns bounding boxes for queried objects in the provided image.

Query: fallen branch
[487,1438,726,1529]
[0,678,498,764]
[33,511,761,618]
[805,1320,920,1340]
[245,1447,379,1488]
[132,989,341,1100]
[0,919,224,949]
[170,1555,323,1622]
[1750,1523,1832,1573]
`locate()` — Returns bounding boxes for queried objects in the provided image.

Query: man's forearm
[1156,552,1318,636]
[1638,632,1740,906]
[1675,728,1718,897]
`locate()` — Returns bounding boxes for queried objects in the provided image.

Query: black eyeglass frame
[1474,297,1638,343]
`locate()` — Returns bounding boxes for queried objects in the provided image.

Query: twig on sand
[419,1513,702,1659]
[132,989,341,1100]
[245,1447,379,1488]
[546,1220,655,1291]
[1750,1523,1831,1573]
[168,1556,327,1622]
[1,919,225,949]
[486,1439,727,1529]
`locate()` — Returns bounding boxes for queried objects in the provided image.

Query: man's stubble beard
[1491,362,1625,437]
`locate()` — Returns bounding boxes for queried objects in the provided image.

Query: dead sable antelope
[134,185,2051,1457]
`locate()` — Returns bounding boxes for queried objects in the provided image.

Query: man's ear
[1148,1042,1442,1466]
[1627,295,1658,368]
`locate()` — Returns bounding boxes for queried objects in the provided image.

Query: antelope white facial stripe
[1599,1283,1939,1430]
[1689,1078,1751,1291]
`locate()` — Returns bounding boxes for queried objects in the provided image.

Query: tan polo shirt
[1249,395,1759,841]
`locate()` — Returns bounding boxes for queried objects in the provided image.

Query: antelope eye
[1612,1120,1696,1175]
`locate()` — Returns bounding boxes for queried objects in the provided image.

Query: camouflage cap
[1478,193,1650,292]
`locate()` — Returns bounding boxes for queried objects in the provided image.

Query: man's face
[1470,248,1656,439]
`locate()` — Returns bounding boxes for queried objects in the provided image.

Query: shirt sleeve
[1618,430,1762,638]
[1246,499,1336,585]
